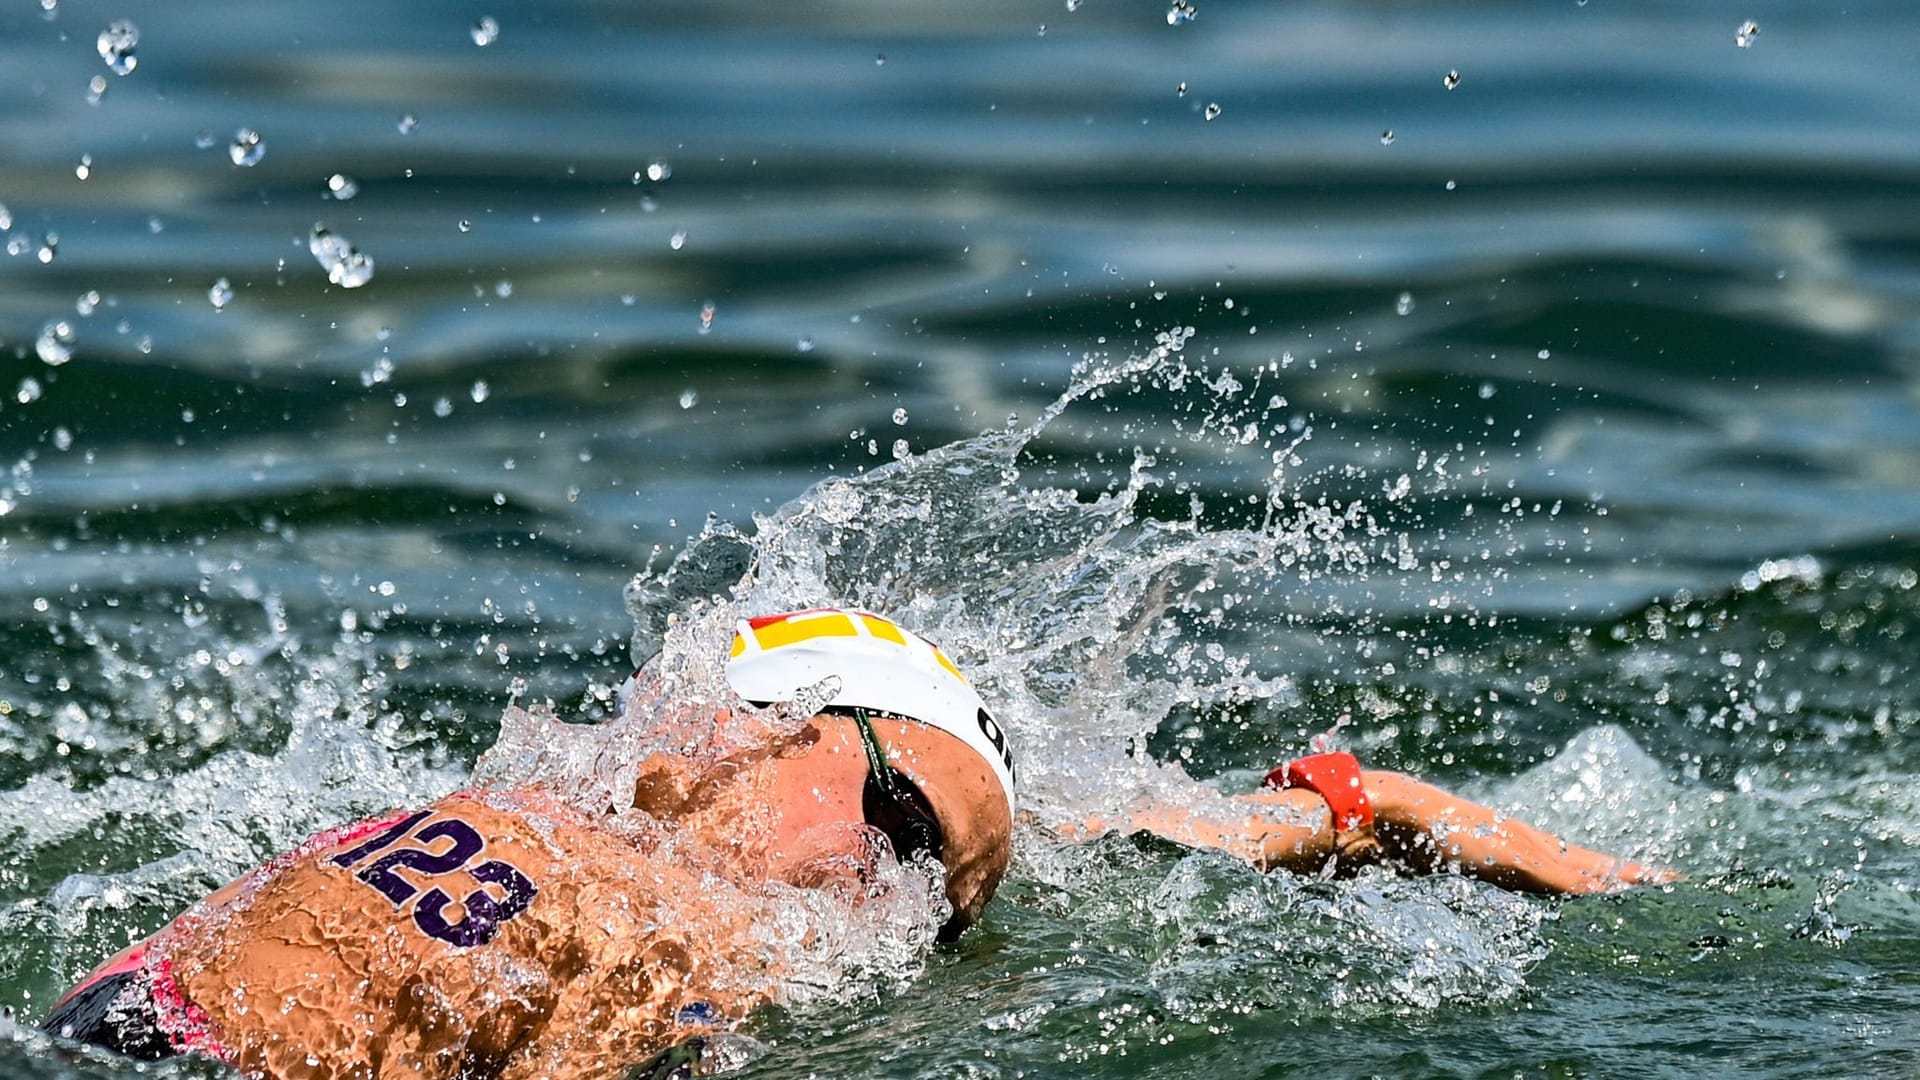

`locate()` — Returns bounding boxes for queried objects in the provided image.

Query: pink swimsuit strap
[146,954,235,1064]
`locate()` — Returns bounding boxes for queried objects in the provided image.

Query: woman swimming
[41,608,1665,1078]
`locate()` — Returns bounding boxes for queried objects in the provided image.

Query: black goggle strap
[849,707,944,863]
[851,706,899,797]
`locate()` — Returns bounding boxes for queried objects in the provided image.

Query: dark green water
[3,0,1919,1076]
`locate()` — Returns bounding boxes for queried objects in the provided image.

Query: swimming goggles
[834,706,947,868]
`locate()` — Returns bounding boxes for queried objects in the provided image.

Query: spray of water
[589,328,1617,1016]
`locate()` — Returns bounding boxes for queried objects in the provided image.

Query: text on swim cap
[976,708,1017,789]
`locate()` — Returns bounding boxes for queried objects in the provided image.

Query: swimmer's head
[849,711,1013,938]
[726,608,1017,933]
[725,609,1017,820]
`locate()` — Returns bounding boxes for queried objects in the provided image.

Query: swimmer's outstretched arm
[1066,770,1672,895]
[1257,770,1672,893]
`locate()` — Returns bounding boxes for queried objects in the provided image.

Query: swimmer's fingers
[1607,859,1684,889]
[1013,806,1116,842]
[1035,812,1112,842]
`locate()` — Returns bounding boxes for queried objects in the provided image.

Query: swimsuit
[36,944,230,1063]
[38,957,169,1060]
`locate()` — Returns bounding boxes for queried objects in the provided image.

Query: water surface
[2,0,1919,1076]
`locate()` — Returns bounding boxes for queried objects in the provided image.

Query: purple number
[411,860,538,947]
[355,819,484,906]
[330,809,433,869]
[336,811,539,946]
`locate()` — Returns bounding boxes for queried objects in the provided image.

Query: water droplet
[874,53,887,65]
[36,321,75,366]
[1442,69,1462,90]
[891,407,909,425]
[96,19,138,76]
[1203,102,1222,121]
[37,233,58,264]
[891,438,911,460]
[228,128,265,167]
[74,154,92,181]
[1176,81,1189,97]
[458,219,472,233]
[1395,291,1415,315]
[697,302,716,334]
[470,380,490,404]
[0,203,10,230]
[39,0,56,18]
[16,377,43,405]
[193,130,216,150]
[208,277,233,310]
[1445,179,1457,191]
[53,427,72,450]
[620,293,637,306]
[434,397,454,417]
[308,224,375,288]
[669,228,686,250]
[796,336,815,353]
[86,75,108,104]
[1537,348,1551,360]
[1478,382,1496,400]
[470,15,500,46]
[678,388,698,409]
[1380,129,1395,145]
[647,161,671,182]
[1066,0,1082,11]
[1735,20,1759,47]
[397,114,418,134]
[494,280,512,298]
[1166,0,1197,26]
[147,216,164,233]
[75,290,100,316]
[326,173,359,199]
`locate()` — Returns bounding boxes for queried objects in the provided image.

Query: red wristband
[1262,750,1374,833]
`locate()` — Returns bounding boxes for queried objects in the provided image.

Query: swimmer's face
[860,714,1014,935]
[772,715,1013,937]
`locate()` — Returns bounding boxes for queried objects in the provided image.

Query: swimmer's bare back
[147,789,767,1080]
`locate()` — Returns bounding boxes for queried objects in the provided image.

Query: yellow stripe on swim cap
[857,613,908,647]
[932,648,965,683]
[750,609,859,652]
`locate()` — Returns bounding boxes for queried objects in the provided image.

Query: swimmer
[41,608,1668,1079]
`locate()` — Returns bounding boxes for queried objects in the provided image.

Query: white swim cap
[726,608,1017,821]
